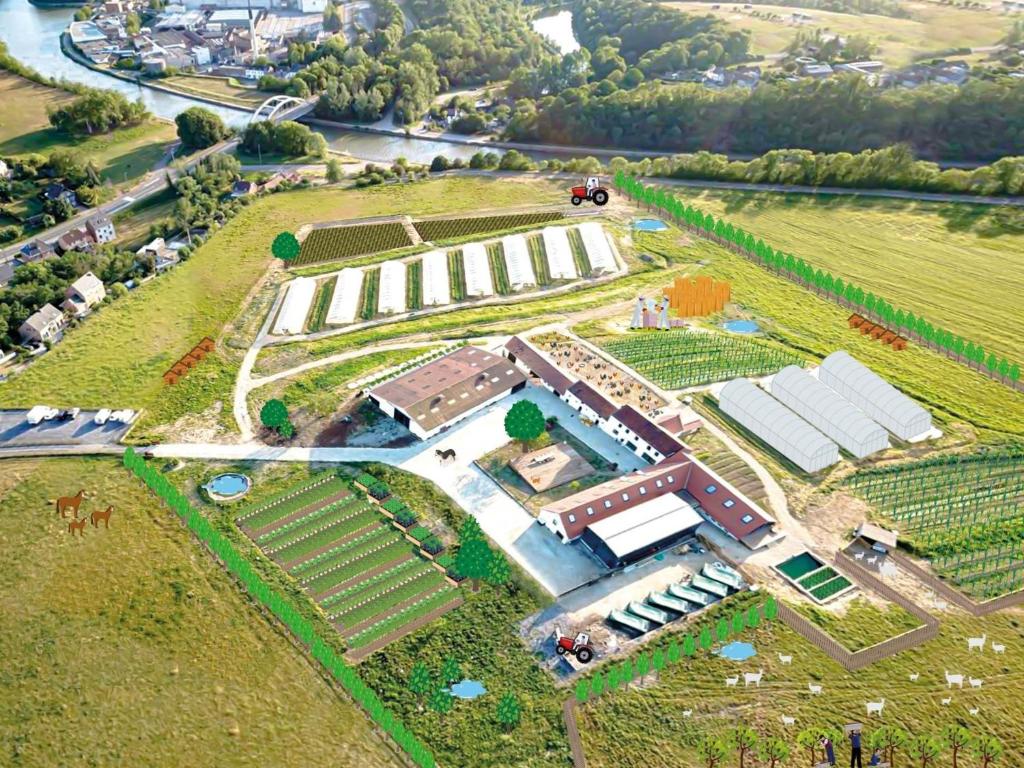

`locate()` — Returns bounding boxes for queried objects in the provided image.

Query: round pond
[448,680,487,699]
[719,641,757,661]
[722,319,761,334]
[204,473,252,501]
[634,218,668,232]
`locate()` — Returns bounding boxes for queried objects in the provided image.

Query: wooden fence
[889,550,1024,616]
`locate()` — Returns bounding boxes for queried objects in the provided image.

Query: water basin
[448,679,487,699]
[719,641,757,661]
[205,473,252,501]
[722,319,761,334]
[634,218,668,232]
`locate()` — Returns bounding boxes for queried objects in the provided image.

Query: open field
[0,457,400,767]
[112,186,178,250]
[578,591,1024,768]
[0,73,175,187]
[161,74,270,107]
[662,1,1014,64]
[667,189,1024,365]
[791,596,922,650]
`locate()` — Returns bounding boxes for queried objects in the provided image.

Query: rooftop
[567,380,616,420]
[586,493,704,559]
[612,404,683,458]
[504,336,573,395]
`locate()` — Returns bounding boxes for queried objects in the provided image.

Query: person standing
[849,729,863,768]
[821,735,836,766]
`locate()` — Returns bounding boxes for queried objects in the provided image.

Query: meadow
[662,0,1013,64]
[665,188,1024,365]
[161,74,270,108]
[0,458,401,768]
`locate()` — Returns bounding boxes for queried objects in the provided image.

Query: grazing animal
[435,448,456,465]
[968,634,987,651]
[781,716,797,726]
[969,708,980,716]
[68,517,87,536]
[56,489,85,518]
[909,673,919,682]
[992,642,1006,654]
[866,698,886,716]
[682,710,692,718]
[969,677,983,689]
[808,683,823,695]
[945,671,965,689]
[90,505,113,529]
[778,653,793,665]
[866,555,878,565]
[934,597,949,611]
[941,697,952,706]
[854,552,865,561]
[725,676,739,687]
[744,669,764,687]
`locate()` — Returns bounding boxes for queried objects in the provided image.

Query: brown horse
[68,517,88,536]
[56,490,85,518]
[91,505,113,529]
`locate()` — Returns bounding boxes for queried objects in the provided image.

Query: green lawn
[666,189,1024,365]
[578,595,1024,767]
[791,596,923,651]
[161,74,270,108]
[0,458,400,768]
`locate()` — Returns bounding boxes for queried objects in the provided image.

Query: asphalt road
[0,409,133,448]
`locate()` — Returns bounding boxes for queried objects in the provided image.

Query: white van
[27,405,59,425]
[94,408,112,425]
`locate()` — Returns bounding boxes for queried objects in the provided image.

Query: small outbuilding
[855,522,898,553]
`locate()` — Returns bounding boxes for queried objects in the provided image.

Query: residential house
[85,214,116,245]
[933,61,969,86]
[259,171,300,194]
[802,62,833,78]
[42,183,78,206]
[62,271,107,317]
[136,237,180,272]
[57,228,96,254]
[0,260,16,288]
[19,240,57,264]
[18,303,66,345]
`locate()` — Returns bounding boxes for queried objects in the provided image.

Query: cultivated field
[413,211,565,242]
[663,0,1014,64]
[847,451,1024,598]
[298,222,413,266]
[0,458,401,767]
[667,189,1024,365]
[602,330,806,389]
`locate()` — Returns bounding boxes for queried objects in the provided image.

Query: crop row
[328,563,437,621]
[292,524,394,578]
[810,575,852,601]
[347,586,458,648]
[307,277,335,332]
[360,268,380,321]
[447,250,466,301]
[266,507,377,557]
[257,496,365,545]
[487,243,511,295]
[297,223,412,266]
[406,259,423,311]
[527,234,551,285]
[798,567,838,590]
[238,477,348,530]
[412,212,563,242]
[567,227,592,277]
[319,557,422,611]
[334,569,444,628]
[301,537,410,594]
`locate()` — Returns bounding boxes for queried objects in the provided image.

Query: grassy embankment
[0,457,402,768]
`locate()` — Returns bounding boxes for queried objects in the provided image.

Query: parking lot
[0,410,133,448]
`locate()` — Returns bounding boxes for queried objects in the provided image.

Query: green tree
[747,605,761,628]
[699,627,713,650]
[796,730,820,766]
[408,662,432,698]
[636,653,650,683]
[454,537,493,591]
[683,634,696,656]
[667,640,681,664]
[764,596,778,620]
[495,692,521,731]
[260,399,289,431]
[698,734,730,768]
[175,107,229,150]
[942,725,971,768]
[504,400,546,452]
[870,726,908,766]
[486,550,511,586]
[460,516,484,543]
[652,647,665,676]
[326,157,344,183]
[731,611,745,634]
[972,735,1002,768]
[272,231,300,261]
[907,734,942,767]
[441,656,461,685]
[428,685,452,715]
[590,671,605,696]
[734,726,759,768]
[715,617,729,642]
[758,737,790,767]
[575,677,590,703]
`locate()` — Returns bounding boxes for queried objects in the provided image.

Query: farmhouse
[62,271,106,317]
[368,346,527,440]
[85,214,116,245]
[19,303,65,345]
[563,380,616,425]
[503,335,572,395]
[603,404,683,463]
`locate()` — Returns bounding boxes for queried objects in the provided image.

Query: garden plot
[238,475,459,654]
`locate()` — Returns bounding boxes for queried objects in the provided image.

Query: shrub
[421,535,444,555]
[408,525,431,542]
[395,508,418,528]
[367,481,390,500]
[435,554,455,569]
[355,472,378,488]
[382,497,407,515]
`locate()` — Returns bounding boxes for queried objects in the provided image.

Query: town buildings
[19,304,66,345]
[62,272,107,317]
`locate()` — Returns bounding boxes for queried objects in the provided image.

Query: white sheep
[778,653,793,665]
[908,673,919,682]
[866,698,886,716]
[945,671,965,689]
[725,676,739,687]
[744,669,764,687]
[781,715,797,726]
[992,642,1006,654]
[941,697,952,706]
[969,677,983,689]
[808,683,823,695]
[967,634,987,651]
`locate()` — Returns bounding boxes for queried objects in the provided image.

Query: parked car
[27,405,59,425]
[94,408,112,425]
[110,409,136,424]
[57,408,80,421]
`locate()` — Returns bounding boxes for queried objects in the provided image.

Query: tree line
[122,449,439,768]
[47,89,149,136]
[615,173,1022,389]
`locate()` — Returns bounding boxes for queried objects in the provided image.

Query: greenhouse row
[578,222,617,274]
[502,234,537,290]
[421,250,451,307]
[325,268,364,325]
[542,227,577,280]
[462,243,495,297]
[378,260,407,315]
[273,276,316,336]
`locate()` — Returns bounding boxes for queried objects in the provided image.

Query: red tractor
[570,177,610,207]
[555,629,595,664]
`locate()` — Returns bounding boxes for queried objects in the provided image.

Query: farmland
[298,222,413,266]
[846,451,1024,598]
[413,211,564,242]
[792,597,923,651]
[602,330,805,389]
[0,457,400,767]
[237,473,460,653]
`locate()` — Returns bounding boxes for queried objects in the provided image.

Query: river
[531,11,579,55]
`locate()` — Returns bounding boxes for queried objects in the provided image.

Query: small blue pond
[719,641,757,661]
[205,473,252,500]
[449,679,487,699]
[634,218,668,232]
[722,319,761,334]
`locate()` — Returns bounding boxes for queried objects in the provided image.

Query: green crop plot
[603,330,805,389]
[297,223,412,265]
[413,212,564,242]
[847,451,1024,598]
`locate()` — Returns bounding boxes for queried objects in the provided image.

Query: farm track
[345,595,463,663]
[280,521,387,570]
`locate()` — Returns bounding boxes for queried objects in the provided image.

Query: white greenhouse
[578,222,616,274]
[769,365,889,458]
[273,277,316,335]
[462,243,494,297]
[421,250,451,306]
[818,351,932,440]
[502,234,536,289]
[719,377,840,473]
[325,268,364,325]
[378,260,407,315]
[542,227,577,280]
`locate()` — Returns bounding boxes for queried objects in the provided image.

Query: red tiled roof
[612,405,683,458]
[685,460,773,541]
[504,336,573,395]
[568,381,616,420]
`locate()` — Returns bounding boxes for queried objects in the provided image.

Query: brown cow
[91,505,114,529]
[56,489,85,518]
[68,517,88,536]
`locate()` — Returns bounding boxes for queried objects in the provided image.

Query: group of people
[819,730,884,767]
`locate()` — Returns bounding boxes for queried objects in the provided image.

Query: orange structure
[662,275,731,317]
[164,337,216,385]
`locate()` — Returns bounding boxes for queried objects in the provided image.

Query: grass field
[161,75,270,107]
[662,0,1013,64]
[0,73,175,188]
[111,186,177,250]
[0,458,400,767]
[666,189,1024,365]
[791,596,923,650]
[578,591,1024,768]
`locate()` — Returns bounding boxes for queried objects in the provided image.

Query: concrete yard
[0,409,133,448]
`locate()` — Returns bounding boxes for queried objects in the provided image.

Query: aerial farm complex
[3,172,1022,768]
